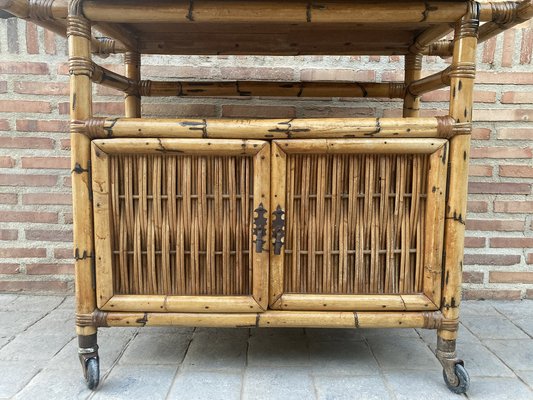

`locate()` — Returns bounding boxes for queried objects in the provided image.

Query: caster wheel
[443,363,470,394]
[84,357,100,390]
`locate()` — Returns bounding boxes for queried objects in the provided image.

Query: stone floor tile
[118,332,191,365]
[460,301,499,316]
[0,294,18,308]
[309,340,380,375]
[366,336,441,371]
[509,318,533,337]
[247,335,310,367]
[515,370,533,389]
[0,331,74,361]
[0,311,47,338]
[313,375,392,400]
[490,300,533,319]
[24,310,75,336]
[482,339,533,371]
[383,371,466,400]
[467,377,533,400]
[416,324,480,348]
[461,315,529,340]
[135,326,195,336]
[360,328,421,338]
[460,342,514,377]
[92,364,178,400]
[3,295,65,312]
[249,327,305,339]
[168,370,242,400]
[242,367,316,400]
[13,367,91,400]
[0,361,41,399]
[306,328,364,342]
[182,328,247,372]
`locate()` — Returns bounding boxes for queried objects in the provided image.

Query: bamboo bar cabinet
[2,0,531,393]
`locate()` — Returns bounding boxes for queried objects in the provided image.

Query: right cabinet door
[269,139,448,311]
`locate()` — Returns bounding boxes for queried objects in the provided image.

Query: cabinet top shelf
[1,0,531,56]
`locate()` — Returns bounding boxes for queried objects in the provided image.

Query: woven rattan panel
[283,153,429,295]
[108,154,254,296]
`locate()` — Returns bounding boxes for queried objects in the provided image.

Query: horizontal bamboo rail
[74,116,470,140]
[77,310,459,330]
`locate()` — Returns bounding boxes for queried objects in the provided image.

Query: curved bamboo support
[74,116,466,140]
[407,67,451,97]
[403,54,422,117]
[77,310,458,330]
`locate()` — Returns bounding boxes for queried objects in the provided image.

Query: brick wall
[0,16,532,299]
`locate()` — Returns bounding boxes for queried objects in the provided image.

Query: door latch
[253,203,267,253]
[272,205,285,255]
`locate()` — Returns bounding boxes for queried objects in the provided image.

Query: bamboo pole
[403,54,422,117]
[92,63,136,93]
[409,23,454,54]
[439,1,479,343]
[77,116,464,140]
[67,0,95,337]
[407,67,451,96]
[124,52,141,118]
[81,310,457,330]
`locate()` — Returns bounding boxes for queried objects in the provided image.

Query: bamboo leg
[403,54,422,117]
[68,0,100,390]
[124,51,141,118]
[437,3,479,391]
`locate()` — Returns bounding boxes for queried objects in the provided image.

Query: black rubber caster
[443,363,470,394]
[83,357,100,390]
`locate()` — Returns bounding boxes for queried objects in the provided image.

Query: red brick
[0,280,69,293]
[0,229,18,240]
[463,271,484,284]
[63,176,72,187]
[489,272,533,284]
[0,211,57,223]
[520,27,532,64]
[494,201,533,213]
[54,248,73,259]
[142,65,213,79]
[468,165,493,177]
[464,254,520,266]
[501,30,515,67]
[0,100,51,113]
[463,289,521,300]
[0,62,49,75]
[498,128,533,140]
[63,213,73,224]
[474,109,533,122]
[527,253,533,264]
[222,105,295,118]
[501,91,533,104]
[25,229,72,242]
[43,29,56,54]
[467,200,488,213]
[58,102,124,115]
[482,36,496,64]
[477,71,533,84]
[499,165,533,178]
[0,120,9,131]
[0,264,20,274]
[299,107,374,118]
[471,147,532,159]
[96,85,123,96]
[21,157,70,170]
[25,22,39,54]
[0,156,15,168]
[464,237,486,248]
[60,139,71,150]
[468,182,530,195]
[0,81,7,93]
[16,119,69,133]
[222,67,295,81]
[300,69,376,82]
[423,90,495,103]
[26,263,74,275]
[466,219,524,232]
[382,71,404,81]
[142,104,217,118]
[472,128,491,140]
[490,237,533,248]
[22,193,72,205]
[0,174,57,187]
[0,136,54,149]
[526,289,533,299]
[14,81,69,96]
[0,247,46,258]
[0,193,17,204]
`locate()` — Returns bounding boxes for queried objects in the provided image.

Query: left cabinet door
[91,138,270,313]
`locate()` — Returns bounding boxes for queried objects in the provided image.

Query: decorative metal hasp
[253,203,267,253]
[272,205,285,255]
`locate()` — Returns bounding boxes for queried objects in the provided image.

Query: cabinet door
[91,138,270,312]
[270,139,448,311]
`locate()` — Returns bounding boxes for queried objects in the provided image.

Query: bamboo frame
[91,139,270,313]
[124,52,141,118]
[75,116,466,140]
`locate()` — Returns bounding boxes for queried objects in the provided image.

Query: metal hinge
[272,205,285,255]
[72,160,93,201]
[253,203,267,253]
